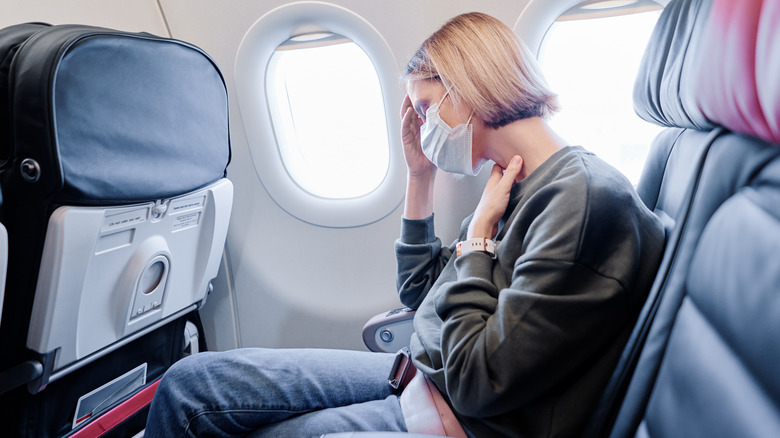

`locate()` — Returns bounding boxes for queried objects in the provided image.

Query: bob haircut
[403,12,559,129]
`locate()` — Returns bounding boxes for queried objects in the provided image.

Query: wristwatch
[456,237,496,258]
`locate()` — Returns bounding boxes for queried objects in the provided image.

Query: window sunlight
[539,10,663,185]
[267,38,389,199]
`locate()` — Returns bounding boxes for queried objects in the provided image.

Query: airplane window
[539,4,663,184]
[266,33,389,199]
[234,2,404,227]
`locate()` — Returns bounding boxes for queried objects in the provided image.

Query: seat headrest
[633,0,714,130]
[635,0,780,144]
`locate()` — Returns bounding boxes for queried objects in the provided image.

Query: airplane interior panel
[0,0,168,36]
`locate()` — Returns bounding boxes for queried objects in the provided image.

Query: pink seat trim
[695,0,780,143]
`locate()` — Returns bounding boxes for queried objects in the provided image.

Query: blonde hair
[403,12,559,128]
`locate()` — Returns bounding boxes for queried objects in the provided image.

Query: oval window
[266,33,389,199]
[234,2,405,227]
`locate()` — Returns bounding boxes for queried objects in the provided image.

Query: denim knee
[147,353,213,435]
[160,352,220,405]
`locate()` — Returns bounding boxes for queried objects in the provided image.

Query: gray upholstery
[607,130,780,437]
[632,0,712,130]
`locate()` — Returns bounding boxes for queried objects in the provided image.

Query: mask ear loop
[439,88,475,127]
[443,88,474,126]
[438,88,451,107]
[423,88,450,123]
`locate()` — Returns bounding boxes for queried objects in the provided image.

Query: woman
[394,12,664,437]
[145,12,664,438]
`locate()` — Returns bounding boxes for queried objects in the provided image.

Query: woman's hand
[468,155,524,239]
[401,94,438,219]
[401,95,436,179]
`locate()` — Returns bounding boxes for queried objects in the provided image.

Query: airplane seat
[0,23,232,437]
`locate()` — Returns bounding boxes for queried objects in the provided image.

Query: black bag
[0,23,231,437]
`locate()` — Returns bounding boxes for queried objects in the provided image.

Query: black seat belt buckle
[388,346,414,393]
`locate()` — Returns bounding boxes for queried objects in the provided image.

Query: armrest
[362,307,416,353]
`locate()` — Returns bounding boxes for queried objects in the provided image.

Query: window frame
[514,0,670,56]
[234,2,404,227]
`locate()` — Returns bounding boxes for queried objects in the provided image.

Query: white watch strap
[456,237,496,258]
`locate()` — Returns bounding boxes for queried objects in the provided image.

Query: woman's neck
[477,116,567,180]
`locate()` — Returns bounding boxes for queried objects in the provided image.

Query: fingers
[491,163,504,178]
[402,107,411,130]
[484,163,503,189]
[487,155,523,190]
[402,107,415,129]
[402,107,420,144]
[501,155,524,185]
[402,95,422,129]
[401,94,414,120]
[468,156,524,240]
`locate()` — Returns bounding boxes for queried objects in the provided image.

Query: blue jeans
[145,348,407,437]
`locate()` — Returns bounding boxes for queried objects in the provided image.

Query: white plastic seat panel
[26,179,233,372]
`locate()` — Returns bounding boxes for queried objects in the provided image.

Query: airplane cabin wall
[0,1,168,36]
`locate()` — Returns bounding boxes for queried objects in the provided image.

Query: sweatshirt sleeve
[395,214,453,310]
[431,171,663,417]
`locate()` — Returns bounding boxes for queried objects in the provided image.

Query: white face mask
[420,90,481,176]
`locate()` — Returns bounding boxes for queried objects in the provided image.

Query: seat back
[0,23,232,437]
[585,0,780,436]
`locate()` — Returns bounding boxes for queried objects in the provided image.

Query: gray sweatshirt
[395,146,665,438]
